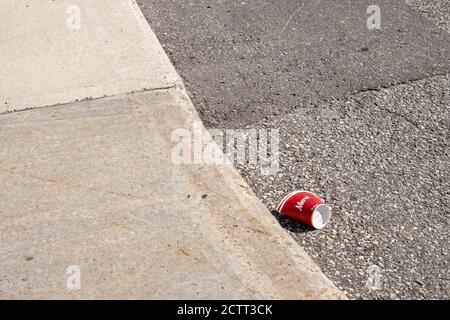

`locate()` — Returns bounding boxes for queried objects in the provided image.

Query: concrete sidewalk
[0,0,344,299]
[0,0,179,113]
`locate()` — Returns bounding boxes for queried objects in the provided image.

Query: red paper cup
[277,191,331,229]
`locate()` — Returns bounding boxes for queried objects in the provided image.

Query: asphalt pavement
[137,0,450,299]
[138,0,449,127]
[405,0,450,33]
[237,73,450,299]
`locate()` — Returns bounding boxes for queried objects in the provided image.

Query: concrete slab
[0,0,180,113]
[0,89,344,299]
[137,0,450,127]
[0,0,344,299]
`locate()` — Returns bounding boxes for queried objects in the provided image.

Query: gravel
[405,0,450,33]
[234,74,450,299]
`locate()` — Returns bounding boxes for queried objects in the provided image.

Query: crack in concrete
[0,84,182,117]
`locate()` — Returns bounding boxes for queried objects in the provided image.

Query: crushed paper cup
[277,190,331,229]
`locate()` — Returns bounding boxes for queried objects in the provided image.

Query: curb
[0,0,345,299]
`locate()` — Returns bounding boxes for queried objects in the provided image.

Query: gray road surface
[138,0,449,127]
[137,0,450,299]
[237,74,449,299]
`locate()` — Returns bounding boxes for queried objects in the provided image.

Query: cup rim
[311,204,332,229]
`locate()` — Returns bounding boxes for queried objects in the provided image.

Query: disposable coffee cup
[277,191,331,229]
